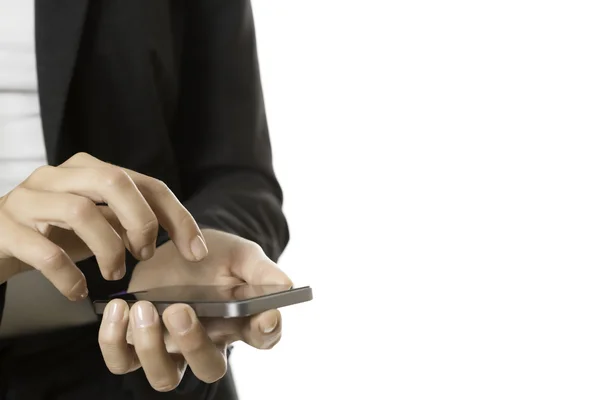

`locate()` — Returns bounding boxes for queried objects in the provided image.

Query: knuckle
[70,152,93,163]
[19,165,53,188]
[2,187,26,208]
[103,168,132,190]
[138,217,159,236]
[127,217,159,239]
[147,179,171,197]
[132,339,155,353]
[244,241,263,256]
[39,248,68,271]
[176,210,195,228]
[32,164,51,174]
[67,198,96,222]
[30,165,53,179]
[180,335,207,353]
[98,334,118,347]
[8,186,29,199]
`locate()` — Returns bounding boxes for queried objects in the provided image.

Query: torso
[0,1,199,338]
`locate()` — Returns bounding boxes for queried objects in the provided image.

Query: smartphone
[93,284,313,318]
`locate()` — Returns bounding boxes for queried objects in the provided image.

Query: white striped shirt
[0,0,47,197]
[0,0,96,337]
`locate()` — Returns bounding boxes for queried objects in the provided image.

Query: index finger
[122,168,207,262]
[62,153,207,262]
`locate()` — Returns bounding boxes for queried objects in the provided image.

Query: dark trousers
[0,324,238,400]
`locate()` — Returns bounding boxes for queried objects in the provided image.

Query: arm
[164,0,289,396]
[172,0,289,262]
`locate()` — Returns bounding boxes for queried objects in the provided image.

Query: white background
[231,1,600,399]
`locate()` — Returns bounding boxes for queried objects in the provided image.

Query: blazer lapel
[35,0,89,164]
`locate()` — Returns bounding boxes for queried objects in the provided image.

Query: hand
[0,152,208,300]
[98,229,292,391]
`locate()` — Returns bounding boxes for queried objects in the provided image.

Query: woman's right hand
[0,152,208,301]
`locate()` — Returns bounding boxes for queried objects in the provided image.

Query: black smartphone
[93,284,313,318]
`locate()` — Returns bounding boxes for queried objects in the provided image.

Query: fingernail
[140,245,154,260]
[69,279,88,301]
[134,302,157,328]
[262,318,278,334]
[167,308,194,334]
[191,235,208,260]
[108,302,125,323]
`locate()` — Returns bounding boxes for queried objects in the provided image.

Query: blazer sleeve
[172,0,289,262]
[0,283,5,325]
[167,1,289,397]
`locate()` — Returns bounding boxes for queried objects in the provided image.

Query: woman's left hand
[97,229,292,392]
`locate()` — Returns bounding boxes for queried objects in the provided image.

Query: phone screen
[107,284,294,303]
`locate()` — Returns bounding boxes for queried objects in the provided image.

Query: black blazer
[0,0,288,398]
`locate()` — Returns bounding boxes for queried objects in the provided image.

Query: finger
[233,247,293,286]
[201,309,282,350]
[120,168,207,262]
[243,309,283,350]
[163,304,227,383]
[98,205,132,254]
[99,299,140,374]
[98,205,124,233]
[0,214,87,300]
[61,153,207,262]
[6,188,126,280]
[201,317,244,345]
[131,301,184,392]
[23,165,158,261]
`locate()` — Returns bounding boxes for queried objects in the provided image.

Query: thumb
[233,255,293,287]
